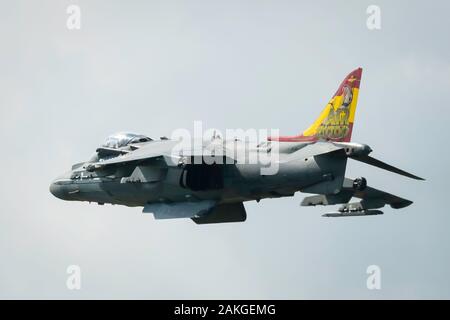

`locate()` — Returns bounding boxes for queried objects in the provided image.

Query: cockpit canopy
[103,132,152,149]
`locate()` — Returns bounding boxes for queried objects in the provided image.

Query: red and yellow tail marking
[269,68,363,143]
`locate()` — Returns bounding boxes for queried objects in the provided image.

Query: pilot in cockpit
[87,132,153,162]
[103,132,152,149]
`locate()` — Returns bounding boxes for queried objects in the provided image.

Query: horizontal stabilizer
[350,155,424,180]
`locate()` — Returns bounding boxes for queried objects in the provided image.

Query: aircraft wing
[85,140,238,171]
[301,177,412,217]
[85,142,182,171]
[343,178,412,209]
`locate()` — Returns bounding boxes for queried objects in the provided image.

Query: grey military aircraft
[50,68,424,224]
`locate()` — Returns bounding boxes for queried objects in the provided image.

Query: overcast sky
[1,0,450,299]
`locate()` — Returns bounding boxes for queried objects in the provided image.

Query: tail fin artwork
[269,68,363,143]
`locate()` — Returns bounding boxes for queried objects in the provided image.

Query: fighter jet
[50,68,424,224]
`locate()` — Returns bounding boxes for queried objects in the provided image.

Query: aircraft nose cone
[49,182,66,200]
